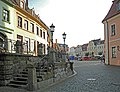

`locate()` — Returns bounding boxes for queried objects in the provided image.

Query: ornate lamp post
[62,32,66,62]
[50,23,55,82]
[50,23,55,48]
[62,32,66,52]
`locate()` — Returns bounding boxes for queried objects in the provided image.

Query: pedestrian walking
[101,55,105,63]
[69,62,74,74]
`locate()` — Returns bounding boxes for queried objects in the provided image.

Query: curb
[0,71,77,92]
[38,70,77,92]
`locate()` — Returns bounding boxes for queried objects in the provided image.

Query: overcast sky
[29,0,113,47]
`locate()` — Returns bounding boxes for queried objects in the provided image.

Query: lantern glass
[50,24,55,32]
[62,32,66,39]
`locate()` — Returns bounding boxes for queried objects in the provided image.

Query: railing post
[27,62,37,91]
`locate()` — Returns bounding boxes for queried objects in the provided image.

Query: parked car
[94,55,102,60]
[80,56,92,61]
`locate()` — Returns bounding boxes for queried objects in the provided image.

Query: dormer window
[20,1,24,8]
[117,1,120,10]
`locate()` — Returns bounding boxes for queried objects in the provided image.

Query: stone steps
[8,67,49,88]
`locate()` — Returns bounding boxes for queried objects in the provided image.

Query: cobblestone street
[42,61,120,92]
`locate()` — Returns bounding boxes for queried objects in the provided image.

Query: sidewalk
[0,70,77,92]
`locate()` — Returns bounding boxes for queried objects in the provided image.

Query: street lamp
[62,32,66,52]
[50,23,55,48]
[62,32,67,63]
[50,23,55,82]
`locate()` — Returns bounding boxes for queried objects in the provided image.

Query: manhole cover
[87,78,96,81]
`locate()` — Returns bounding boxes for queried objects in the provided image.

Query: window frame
[30,23,34,33]
[112,46,117,58]
[2,7,10,23]
[24,20,28,30]
[18,16,22,28]
[43,32,45,39]
[36,26,39,35]
[117,1,120,10]
[40,29,42,37]
[111,24,116,36]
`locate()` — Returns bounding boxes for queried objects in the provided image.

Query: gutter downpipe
[105,20,110,65]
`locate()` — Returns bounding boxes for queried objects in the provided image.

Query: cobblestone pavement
[42,60,120,92]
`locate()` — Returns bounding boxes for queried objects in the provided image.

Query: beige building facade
[103,0,120,65]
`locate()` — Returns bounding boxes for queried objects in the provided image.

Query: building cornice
[0,25,14,32]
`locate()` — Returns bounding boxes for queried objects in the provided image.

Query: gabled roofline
[102,0,120,23]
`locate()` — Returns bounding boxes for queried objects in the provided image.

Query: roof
[102,0,120,22]
[92,39,100,46]
[10,0,49,29]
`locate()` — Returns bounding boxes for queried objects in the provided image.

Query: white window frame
[18,16,22,28]
[30,23,34,33]
[24,37,30,52]
[111,24,116,36]
[30,39,35,52]
[24,20,28,30]
[112,46,117,58]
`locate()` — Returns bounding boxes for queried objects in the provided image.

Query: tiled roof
[102,0,120,22]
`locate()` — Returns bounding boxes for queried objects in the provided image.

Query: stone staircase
[7,67,48,89]
[7,69,28,88]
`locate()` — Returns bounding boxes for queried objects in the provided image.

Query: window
[17,35,23,42]
[18,16,22,28]
[30,40,34,52]
[111,24,116,36]
[43,32,45,39]
[36,27,39,35]
[20,1,24,8]
[24,20,28,30]
[3,8,9,22]
[117,1,120,10]
[30,23,34,33]
[40,29,42,37]
[24,37,30,52]
[112,47,116,58]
